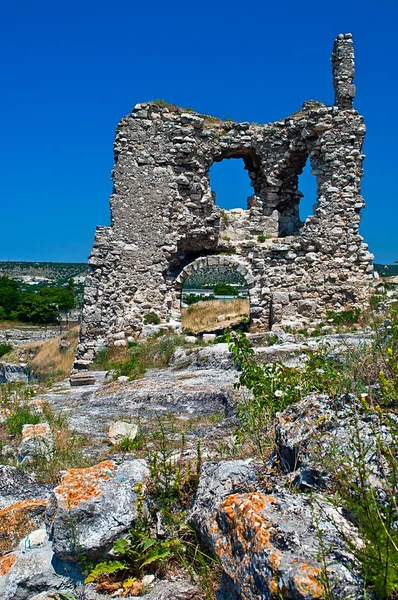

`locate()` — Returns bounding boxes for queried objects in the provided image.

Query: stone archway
[169,255,258,327]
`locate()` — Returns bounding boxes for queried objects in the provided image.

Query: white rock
[108,421,138,445]
[203,334,216,343]
[19,528,48,550]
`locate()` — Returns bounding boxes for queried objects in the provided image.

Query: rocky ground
[0,331,395,600]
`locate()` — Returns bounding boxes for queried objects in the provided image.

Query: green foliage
[374,264,398,277]
[0,275,21,316]
[320,403,398,599]
[0,274,75,324]
[118,433,143,453]
[91,346,111,369]
[257,234,267,243]
[326,307,360,326]
[184,294,215,306]
[220,209,230,227]
[111,334,185,380]
[0,343,13,358]
[143,311,160,325]
[148,416,201,509]
[6,406,41,435]
[85,560,129,583]
[213,283,238,296]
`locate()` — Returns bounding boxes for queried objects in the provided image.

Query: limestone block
[0,500,48,555]
[46,459,149,561]
[18,424,54,465]
[108,421,138,445]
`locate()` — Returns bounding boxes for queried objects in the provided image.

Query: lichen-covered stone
[75,33,373,368]
[0,499,48,555]
[46,459,149,561]
[17,423,54,464]
[193,480,363,599]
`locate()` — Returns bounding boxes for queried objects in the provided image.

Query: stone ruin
[75,33,374,368]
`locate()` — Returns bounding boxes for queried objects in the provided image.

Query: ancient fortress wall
[75,33,374,368]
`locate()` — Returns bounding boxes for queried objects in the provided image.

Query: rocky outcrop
[46,459,149,561]
[0,466,51,510]
[17,423,54,465]
[0,536,82,600]
[0,362,32,384]
[0,500,48,555]
[190,461,364,599]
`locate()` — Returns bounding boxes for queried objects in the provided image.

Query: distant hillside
[374,264,398,277]
[0,261,87,286]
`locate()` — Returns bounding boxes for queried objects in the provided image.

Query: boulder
[17,423,54,465]
[0,362,32,384]
[275,393,397,491]
[46,459,149,561]
[190,460,364,599]
[189,460,259,547]
[203,333,216,343]
[0,466,51,510]
[0,500,48,555]
[0,536,81,600]
[108,421,138,445]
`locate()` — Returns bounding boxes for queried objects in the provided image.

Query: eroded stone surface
[0,466,51,510]
[18,423,54,464]
[75,33,373,368]
[0,540,81,600]
[46,459,149,560]
[0,499,48,555]
[191,471,364,599]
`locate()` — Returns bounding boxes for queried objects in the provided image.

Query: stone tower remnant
[75,33,373,368]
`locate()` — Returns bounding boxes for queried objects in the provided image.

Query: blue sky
[1,0,397,264]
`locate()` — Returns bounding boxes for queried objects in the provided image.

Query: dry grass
[30,327,79,381]
[182,298,250,334]
[3,326,80,383]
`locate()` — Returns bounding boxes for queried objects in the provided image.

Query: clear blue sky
[1,0,397,265]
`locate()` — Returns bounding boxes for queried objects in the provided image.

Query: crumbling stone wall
[75,33,373,368]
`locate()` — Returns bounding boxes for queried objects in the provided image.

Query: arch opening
[177,259,252,335]
[209,157,254,211]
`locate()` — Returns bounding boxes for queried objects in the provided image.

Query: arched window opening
[209,158,253,211]
[298,158,318,224]
[181,264,250,335]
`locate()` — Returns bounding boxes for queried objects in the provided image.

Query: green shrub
[184,294,214,306]
[111,334,185,380]
[257,234,267,243]
[326,307,360,326]
[6,407,41,435]
[0,343,12,358]
[143,312,160,325]
[213,283,238,296]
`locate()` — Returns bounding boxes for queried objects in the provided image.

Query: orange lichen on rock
[22,424,50,440]
[292,563,324,598]
[211,492,281,595]
[0,553,17,576]
[54,460,116,508]
[0,499,48,555]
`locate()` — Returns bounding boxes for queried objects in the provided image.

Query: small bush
[326,307,360,326]
[0,343,12,358]
[257,234,267,243]
[6,407,41,435]
[213,283,238,296]
[143,312,160,325]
